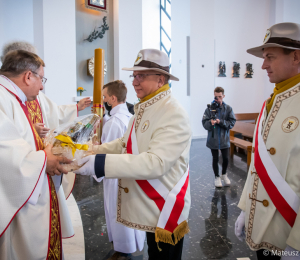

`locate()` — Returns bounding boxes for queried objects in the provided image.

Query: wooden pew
[230,134,252,166]
[230,122,255,166]
[235,113,259,124]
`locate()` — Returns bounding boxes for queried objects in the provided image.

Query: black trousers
[211,148,229,177]
[147,232,184,260]
[256,249,281,259]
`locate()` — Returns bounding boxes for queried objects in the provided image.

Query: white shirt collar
[1,75,27,105]
[110,103,131,116]
[12,82,27,105]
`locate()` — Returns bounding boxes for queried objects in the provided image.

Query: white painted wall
[188,0,300,138]
[283,0,300,24]
[114,0,143,104]
[42,0,77,106]
[0,0,34,65]
[190,0,215,138]
[142,0,160,50]
[171,0,191,117]
[0,0,77,107]
[214,0,271,116]
[75,0,114,115]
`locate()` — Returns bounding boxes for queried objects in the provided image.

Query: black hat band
[134,60,169,73]
[266,37,300,49]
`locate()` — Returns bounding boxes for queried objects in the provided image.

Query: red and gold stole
[25,99,62,260]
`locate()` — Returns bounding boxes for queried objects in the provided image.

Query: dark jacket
[202,102,236,149]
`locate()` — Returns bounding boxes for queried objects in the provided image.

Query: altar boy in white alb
[95,80,145,260]
[75,49,191,260]
[235,22,300,260]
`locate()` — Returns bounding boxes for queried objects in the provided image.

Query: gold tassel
[155,221,190,246]
[155,227,174,245]
[156,242,162,252]
[173,220,190,245]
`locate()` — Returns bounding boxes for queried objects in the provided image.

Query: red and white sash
[126,119,189,240]
[254,102,300,227]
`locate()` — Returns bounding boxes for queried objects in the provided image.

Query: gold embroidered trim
[48,177,62,260]
[135,89,171,132]
[28,100,62,258]
[263,84,300,142]
[116,179,156,232]
[27,100,44,149]
[244,83,300,252]
[247,84,300,249]
[27,100,43,124]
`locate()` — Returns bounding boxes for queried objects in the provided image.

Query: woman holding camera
[202,87,236,187]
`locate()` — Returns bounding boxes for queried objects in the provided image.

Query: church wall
[42,0,77,106]
[142,0,160,50]
[75,0,115,116]
[190,0,215,139]
[213,0,270,116]
[0,0,78,107]
[189,0,300,139]
[171,0,191,118]
[283,0,300,24]
[0,0,34,65]
[113,0,143,104]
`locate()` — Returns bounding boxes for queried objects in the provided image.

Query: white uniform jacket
[101,103,145,253]
[94,89,192,232]
[238,82,300,252]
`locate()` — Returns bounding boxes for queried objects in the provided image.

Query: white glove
[74,155,96,176]
[93,175,104,183]
[281,245,300,260]
[235,211,246,241]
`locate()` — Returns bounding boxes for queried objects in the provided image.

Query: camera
[207,98,219,138]
[207,98,219,120]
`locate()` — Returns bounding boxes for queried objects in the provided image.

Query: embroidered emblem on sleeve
[282,116,299,133]
[141,120,150,133]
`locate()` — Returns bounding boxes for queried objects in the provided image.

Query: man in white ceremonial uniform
[235,23,300,260]
[94,80,145,260]
[75,49,192,260]
[0,50,72,260]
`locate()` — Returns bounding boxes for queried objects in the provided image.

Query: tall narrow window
[160,0,171,71]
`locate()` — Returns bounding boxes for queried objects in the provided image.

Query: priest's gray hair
[1,41,37,63]
[0,50,45,77]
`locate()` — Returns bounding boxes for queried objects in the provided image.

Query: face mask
[104,102,112,115]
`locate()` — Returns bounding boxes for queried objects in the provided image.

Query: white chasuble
[0,75,64,259]
[27,92,79,238]
[102,103,145,253]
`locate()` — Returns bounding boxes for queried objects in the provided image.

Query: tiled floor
[72,139,257,260]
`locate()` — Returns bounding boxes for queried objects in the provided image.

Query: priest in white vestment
[95,80,145,260]
[1,41,91,241]
[0,50,71,260]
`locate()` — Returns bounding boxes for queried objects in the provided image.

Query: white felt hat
[122,49,179,81]
[247,22,300,58]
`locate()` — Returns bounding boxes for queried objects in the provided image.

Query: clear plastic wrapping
[44,114,100,172]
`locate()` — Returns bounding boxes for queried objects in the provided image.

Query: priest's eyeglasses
[129,74,161,83]
[31,71,47,84]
